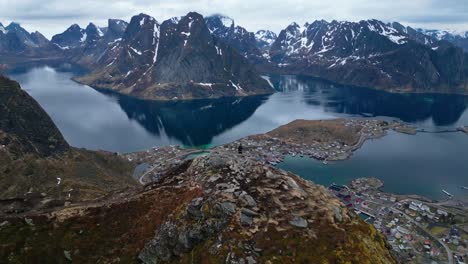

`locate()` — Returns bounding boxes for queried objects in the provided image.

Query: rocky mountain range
[205,15,267,63]
[418,29,468,52]
[264,19,468,93]
[0,22,61,61]
[51,19,128,50]
[74,12,273,100]
[200,16,468,94]
[1,14,468,98]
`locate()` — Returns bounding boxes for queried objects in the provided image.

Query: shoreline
[71,76,275,102]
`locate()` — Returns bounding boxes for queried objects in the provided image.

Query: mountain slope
[205,15,266,63]
[255,29,278,50]
[419,29,468,52]
[0,147,396,263]
[75,12,273,100]
[0,75,135,204]
[266,19,468,93]
[0,75,69,157]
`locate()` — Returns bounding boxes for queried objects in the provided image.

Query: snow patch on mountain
[0,24,6,34]
[80,32,87,42]
[220,16,234,28]
[152,23,160,63]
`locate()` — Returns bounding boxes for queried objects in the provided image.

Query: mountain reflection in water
[7,66,468,152]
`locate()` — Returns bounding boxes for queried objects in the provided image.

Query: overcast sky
[1,0,467,38]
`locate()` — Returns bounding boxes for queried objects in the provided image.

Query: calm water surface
[6,65,468,200]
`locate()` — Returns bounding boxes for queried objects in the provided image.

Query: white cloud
[0,0,467,38]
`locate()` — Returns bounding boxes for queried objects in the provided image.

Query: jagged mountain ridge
[1,15,468,96]
[266,19,468,93]
[418,28,468,52]
[205,15,268,63]
[255,29,278,49]
[0,22,60,58]
[51,19,127,50]
[74,12,273,100]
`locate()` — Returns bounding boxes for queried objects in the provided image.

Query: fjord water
[7,65,468,200]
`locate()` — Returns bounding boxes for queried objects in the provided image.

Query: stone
[208,175,221,183]
[239,193,257,208]
[0,221,9,229]
[24,218,34,226]
[241,208,259,217]
[246,256,257,264]
[64,250,72,261]
[219,202,236,215]
[187,197,204,219]
[265,171,279,179]
[333,206,343,222]
[289,216,308,228]
[208,155,228,169]
[240,212,253,226]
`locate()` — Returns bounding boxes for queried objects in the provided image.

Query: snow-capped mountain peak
[255,30,277,46]
[218,15,234,28]
[0,23,7,34]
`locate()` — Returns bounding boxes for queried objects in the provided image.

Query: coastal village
[332,178,468,264]
[125,119,468,264]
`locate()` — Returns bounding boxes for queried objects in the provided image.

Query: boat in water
[442,189,454,198]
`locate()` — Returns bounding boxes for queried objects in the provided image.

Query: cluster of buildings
[326,177,467,263]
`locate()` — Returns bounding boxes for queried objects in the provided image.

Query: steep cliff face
[205,15,266,63]
[0,75,69,157]
[0,151,395,263]
[75,12,273,100]
[0,76,135,203]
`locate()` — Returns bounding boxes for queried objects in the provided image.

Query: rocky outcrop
[75,12,273,100]
[0,75,135,203]
[0,148,395,263]
[137,151,395,263]
[0,75,69,157]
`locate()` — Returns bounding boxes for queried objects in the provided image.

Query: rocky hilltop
[0,76,136,206]
[74,12,273,101]
[0,150,395,263]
